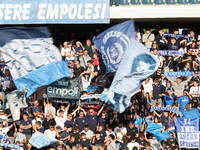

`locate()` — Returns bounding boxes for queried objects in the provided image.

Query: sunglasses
[89,111,93,113]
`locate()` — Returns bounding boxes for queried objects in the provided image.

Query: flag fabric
[103,38,159,113]
[0,27,72,97]
[93,20,135,73]
[182,108,200,119]
[176,118,199,148]
[146,122,163,134]
[6,89,28,121]
[154,131,171,142]
[146,122,171,141]
[29,132,58,149]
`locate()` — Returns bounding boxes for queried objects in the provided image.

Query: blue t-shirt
[134,117,143,132]
[64,120,75,131]
[76,117,87,132]
[144,117,152,124]
[164,93,176,106]
[20,119,32,135]
[87,85,100,93]
[178,96,190,112]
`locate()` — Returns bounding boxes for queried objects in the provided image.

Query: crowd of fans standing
[0,27,199,150]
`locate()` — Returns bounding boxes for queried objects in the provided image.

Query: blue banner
[150,106,182,116]
[164,71,196,78]
[0,0,109,24]
[104,38,159,113]
[0,143,20,150]
[176,118,199,148]
[0,27,72,97]
[93,20,135,73]
[158,50,183,56]
[163,33,188,39]
[29,132,58,149]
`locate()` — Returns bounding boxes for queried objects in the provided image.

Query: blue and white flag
[176,118,199,148]
[163,33,188,39]
[93,20,135,73]
[0,143,20,150]
[150,106,182,116]
[0,27,72,97]
[158,50,183,56]
[104,38,159,113]
[7,89,28,121]
[164,71,195,78]
[29,132,58,149]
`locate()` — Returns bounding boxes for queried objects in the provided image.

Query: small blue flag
[93,20,135,73]
[29,132,58,149]
[0,27,72,97]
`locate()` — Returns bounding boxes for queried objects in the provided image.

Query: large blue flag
[102,38,159,113]
[29,132,58,149]
[176,118,199,148]
[0,27,72,97]
[93,20,135,73]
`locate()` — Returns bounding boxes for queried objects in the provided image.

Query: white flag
[7,89,28,121]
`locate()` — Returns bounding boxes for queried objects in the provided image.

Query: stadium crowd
[0,27,199,150]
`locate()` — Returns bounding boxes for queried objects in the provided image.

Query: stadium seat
[165,0,176,4]
[177,0,188,4]
[154,0,165,4]
[130,0,141,5]
[120,0,130,5]
[189,0,199,4]
[142,0,153,4]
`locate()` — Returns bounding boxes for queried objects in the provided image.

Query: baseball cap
[146,27,150,31]
[67,42,72,45]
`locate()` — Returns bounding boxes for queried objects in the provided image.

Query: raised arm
[166,76,173,84]
[48,104,56,119]
[72,106,81,116]
[97,106,104,116]
[186,75,193,83]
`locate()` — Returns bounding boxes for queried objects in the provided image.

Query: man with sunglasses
[81,105,104,131]
[44,123,57,139]
[42,112,56,131]
[165,132,177,148]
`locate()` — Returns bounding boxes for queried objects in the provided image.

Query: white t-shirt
[65,48,75,60]
[56,109,68,119]
[61,47,67,56]
[45,105,56,119]
[114,126,127,142]
[44,129,56,139]
[127,142,139,149]
[55,116,66,131]
[0,127,9,136]
[80,130,93,139]
[189,86,200,97]
[15,132,26,146]
[149,139,159,150]
[82,77,91,91]
[105,131,115,138]
[142,82,153,96]
[0,115,8,126]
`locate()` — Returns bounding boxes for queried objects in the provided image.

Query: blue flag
[103,38,159,113]
[154,131,171,142]
[176,118,199,148]
[182,108,200,119]
[29,132,58,149]
[146,122,170,141]
[0,27,72,97]
[93,20,135,73]
[146,122,163,134]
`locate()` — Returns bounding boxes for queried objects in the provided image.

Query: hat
[56,126,62,130]
[146,27,150,31]
[67,42,72,45]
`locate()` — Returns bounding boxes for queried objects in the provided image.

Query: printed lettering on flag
[176,118,199,149]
